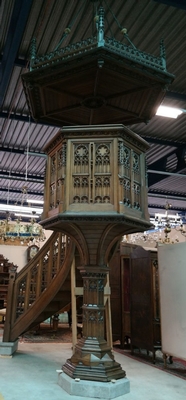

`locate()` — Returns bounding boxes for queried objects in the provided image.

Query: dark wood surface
[0,254,17,310]
[130,246,161,362]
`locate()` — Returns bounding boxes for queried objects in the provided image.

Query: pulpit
[40,124,151,381]
[21,2,174,390]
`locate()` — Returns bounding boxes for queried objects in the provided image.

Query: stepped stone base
[0,340,18,356]
[58,371,130,399]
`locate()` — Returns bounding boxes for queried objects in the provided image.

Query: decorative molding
[31,35,170,75]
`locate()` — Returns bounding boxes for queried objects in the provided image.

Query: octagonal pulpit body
[42,124,151,238]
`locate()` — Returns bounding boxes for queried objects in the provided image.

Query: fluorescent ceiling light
[0,204,43,214]
[27,199,44,204]
[14,213,40,218]
[156,106,183,118]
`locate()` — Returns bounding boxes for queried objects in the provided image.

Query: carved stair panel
[3,232,75,342]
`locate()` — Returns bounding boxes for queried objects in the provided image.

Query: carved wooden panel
[118,142,141,210]
[43,125,150,223]
[49,143,67,210]
[70,141,113,206]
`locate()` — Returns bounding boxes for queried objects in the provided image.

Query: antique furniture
[0,254,17,310]
[27,244,40,262]
[109,242,161,361]
[4,2,174,386]
[109,242,137,347]
[130,246,161,363]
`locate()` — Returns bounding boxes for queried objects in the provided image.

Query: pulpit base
[58,371,130,399]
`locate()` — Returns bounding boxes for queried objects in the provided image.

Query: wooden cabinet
[109,243,161,360]
[130,246,161,362]
[0,254,17,309]
[109,248,122,344]
[109,242,137,347]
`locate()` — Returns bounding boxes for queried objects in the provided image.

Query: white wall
[158,242,186,360]
[0,229,52,272]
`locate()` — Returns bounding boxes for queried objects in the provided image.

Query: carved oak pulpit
[40,124,151,381]
[21,3,174,384]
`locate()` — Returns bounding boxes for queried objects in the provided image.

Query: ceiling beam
[0,187,43,197]
[148,192,186,201]
[148,172,186,194]
[0,0,33,108]
[144,137,182,147]
[166,91,186,102]
[153,0,186,10]
[148,203,186,211]
[0,171,44,184]
[0,111,60,128]
[0,146,46,157]
[149,169,186,177]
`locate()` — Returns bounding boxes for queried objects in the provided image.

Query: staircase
[3,232,76,342]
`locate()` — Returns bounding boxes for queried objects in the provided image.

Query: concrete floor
[0,340,186,400]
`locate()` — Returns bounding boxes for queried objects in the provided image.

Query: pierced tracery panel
[60,234,68,265]
[50,183,56,209]
[51,237,59,279]
[132,152,141,209]
[95,176,110,187]
[57,143,66,172]
[133,152,140,179]
[70,141,114,206]
[16,277,27,318]
[56,144,66,207]
[56,178,64,206]
[133,182,141,210]
[119,178,131,207]
[41,251,49,292]
[73,176,89,201]
[95,144,110,165]
[83,309,104,323]
[28,264,39,306]
[118,142,131,178]
[74,144,89,165]
[94,175,111,203]
[73,176,89,188]
[73,195,89,203]
[51,154,56,182]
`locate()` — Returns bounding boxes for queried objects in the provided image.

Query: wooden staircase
[3,232,76,342]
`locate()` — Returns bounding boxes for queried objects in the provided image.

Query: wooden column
[63,265,125,382]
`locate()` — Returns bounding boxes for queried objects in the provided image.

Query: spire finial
[97,6,105,46]
[30,37,37,71]
[160,38,166,70]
